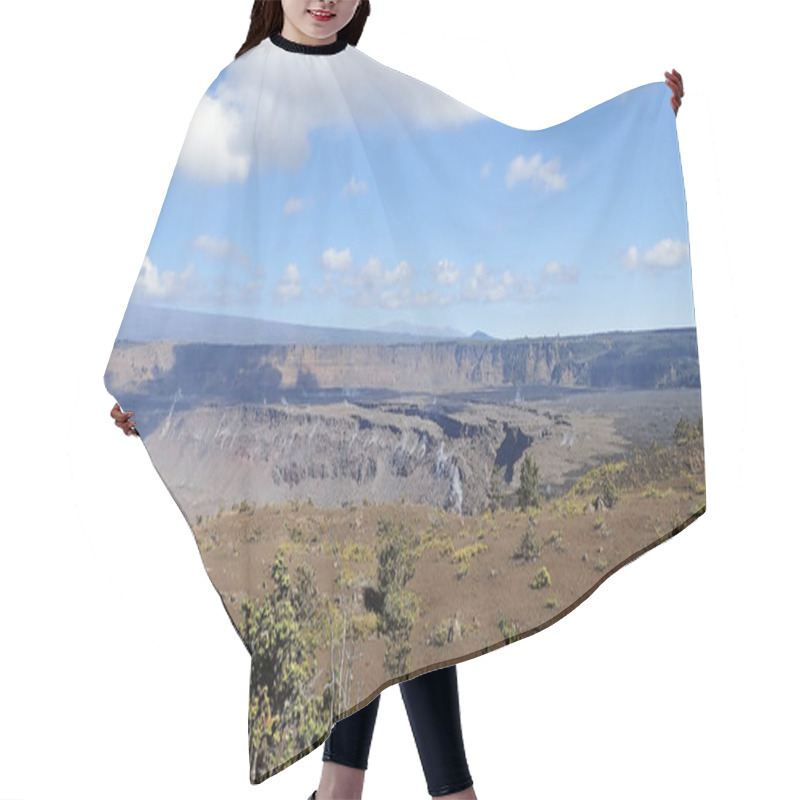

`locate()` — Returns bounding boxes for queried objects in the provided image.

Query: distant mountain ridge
[117,304,470,346]
[372,320,467,339]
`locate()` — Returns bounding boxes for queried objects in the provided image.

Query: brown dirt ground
[193,438,705,712]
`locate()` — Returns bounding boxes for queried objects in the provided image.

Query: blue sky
[124,44,694,341]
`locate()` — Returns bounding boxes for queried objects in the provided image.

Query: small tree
[518,514,541,562]
[488,465,504,512]
[376,517,420,677]
[516,453,540,510]
[601,471,619,509]
[242,554,326,782]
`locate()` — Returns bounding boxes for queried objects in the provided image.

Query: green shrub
[499,613,520,643]
[601,466,619,509]
[517,515,540,561]
[516,453,540,510]
[531,566,552,589]
[488,465,504,512]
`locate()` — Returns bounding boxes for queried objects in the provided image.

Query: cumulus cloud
[132,255,203,303]
[322,246,353,272]
[174,45,482,183]
[190,234,249,266]
[480,162,491,179]
[458,261,541,303]
[434,258,460,285]
[283,197,305,215]
[461,263,515,302]
[341,256,435,308]
[176,94,251,182]
[312,249,453,309]
[541,260,579,284]
[622,238,689,272]
[346,256,412,290]
[506,153,567,191]
[274,263,302,303]
[342,176,368,196]
[309,248,571,310]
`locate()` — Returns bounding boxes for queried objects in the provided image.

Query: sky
[120,40,695,342]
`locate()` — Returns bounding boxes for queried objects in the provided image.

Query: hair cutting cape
[104,31,705,784]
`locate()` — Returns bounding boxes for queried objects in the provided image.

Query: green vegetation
[246,526,265,543]
[601,468,620,508]
[531,566,552,590]
[499,613,521,644]
[242,553,328,781]
[516,453,541,510]
[430,619,451,647]
[550,460,627,518]
[236,499,255,515]
[288,524,303,542]
[376,517,421,677]
[350,612,380,640]
[488,465,505,512]
[452,542,488,580]
[674,415,703,445]
[429,614,471,647]
[517,514,541,562]
[545,530,567,552]
[340,540,375,563]
[642,483,674,499]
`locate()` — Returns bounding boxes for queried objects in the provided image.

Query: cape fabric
[104,31,705,784]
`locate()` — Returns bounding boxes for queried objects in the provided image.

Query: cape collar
[269,31,348,56]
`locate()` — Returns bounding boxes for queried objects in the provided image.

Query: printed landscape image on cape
[104,32,705,784]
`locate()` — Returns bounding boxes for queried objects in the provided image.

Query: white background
[1,1,796,798]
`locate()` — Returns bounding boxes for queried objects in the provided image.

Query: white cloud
[622,238,689,272]
[274,263,302,303]
[434,258,460,285]
[459,261,539,303]
[174,43,483,183]
[481,162,491,179]
[132,255,202,302]
[321,246,353,272]
[541,260,578,284]
[313,250,454,309]
[461,262,515,302]
[506,153,567,191]
[383,260,412,286]
[176,93,251,182]
[283,197,305,215]
[346,256,412,291]
[190,234,249,266]
[342,256,424,308]
[342,176,368,196]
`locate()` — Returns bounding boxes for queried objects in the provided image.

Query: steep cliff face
[142,402,507,518]
[104,330,697,519]
[105,328,699,401]
[135,397,631,520]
